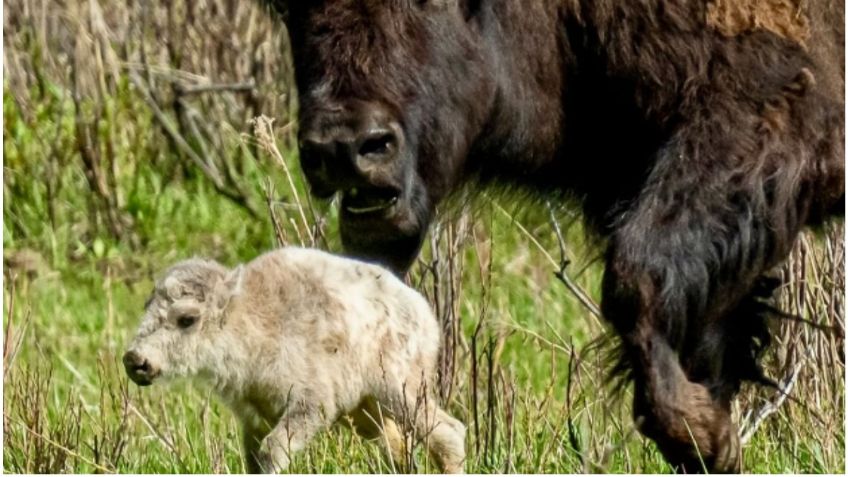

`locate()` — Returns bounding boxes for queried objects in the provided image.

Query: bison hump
[706,0,810,47]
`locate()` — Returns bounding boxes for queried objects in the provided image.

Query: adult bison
[262,0,844,472]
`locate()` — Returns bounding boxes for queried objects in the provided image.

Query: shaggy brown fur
[261,0,844,472]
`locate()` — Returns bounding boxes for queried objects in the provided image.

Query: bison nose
[300,128,398,171]
[122,350,158,386]
[355,129,398,161]
[299,122,400,196]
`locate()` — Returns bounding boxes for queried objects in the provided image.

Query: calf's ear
[214,265,245,311]
[163,276,183,300]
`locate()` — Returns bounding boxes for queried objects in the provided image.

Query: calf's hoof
[255,447,290,474]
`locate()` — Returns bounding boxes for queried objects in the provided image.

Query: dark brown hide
[263,0,844,472]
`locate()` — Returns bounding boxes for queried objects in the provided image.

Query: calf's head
[123,259,243,386]
[269,0,495,272]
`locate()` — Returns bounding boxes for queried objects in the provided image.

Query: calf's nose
[122,350,158,386]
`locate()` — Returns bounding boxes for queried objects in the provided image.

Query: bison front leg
[604,258,743,471]
[618,326,741,473]
[600,135,809,471]
[603,231,749,471]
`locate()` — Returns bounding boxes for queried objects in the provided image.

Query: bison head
[270,0,495,273]
[123,259,243,386]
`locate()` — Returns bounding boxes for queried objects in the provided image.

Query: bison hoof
[663,423,741,474]
[635,379,742,473]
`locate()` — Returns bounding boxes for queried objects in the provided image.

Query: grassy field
[3,0,844,473]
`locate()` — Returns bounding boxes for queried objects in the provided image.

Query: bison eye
[177,315,198,329]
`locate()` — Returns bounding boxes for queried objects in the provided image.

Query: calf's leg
[348,397,408,471]
[423,406,467,474]
[243,426,267,474]
[256,408,326,473]
[384,398,465,473]
[378,382,466,474]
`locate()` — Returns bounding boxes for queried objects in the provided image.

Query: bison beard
[263,0,844,473]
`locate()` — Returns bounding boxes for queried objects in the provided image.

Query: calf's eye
[177,315,198,329]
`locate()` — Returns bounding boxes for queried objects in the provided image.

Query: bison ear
[215,265,245,311]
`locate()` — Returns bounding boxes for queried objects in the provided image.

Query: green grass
[3,38,844,476]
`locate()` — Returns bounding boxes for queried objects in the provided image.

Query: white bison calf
[123,248,466,473]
